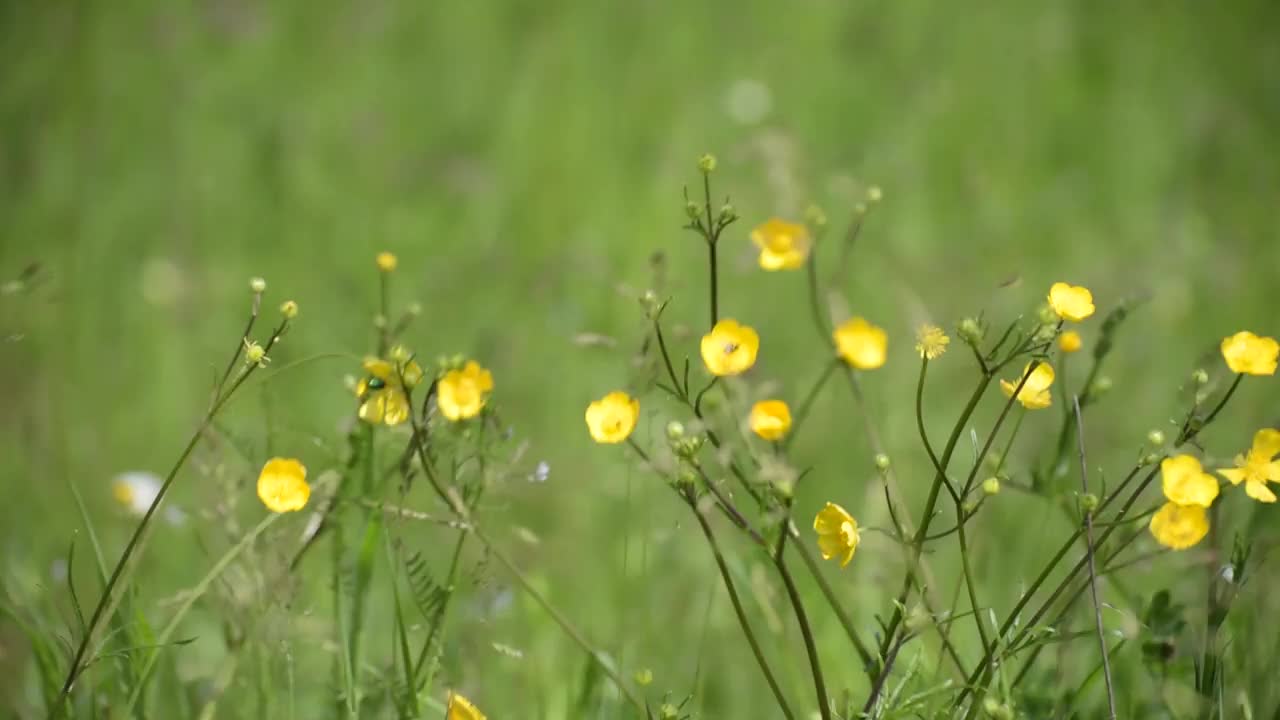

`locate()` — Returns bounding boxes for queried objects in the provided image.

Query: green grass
[3,1,1280,717]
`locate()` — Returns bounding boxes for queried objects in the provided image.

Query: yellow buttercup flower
[700,319,759,376]
[1047,282,1095,322]
[1160,454,1219,507]
[1149,502,1209,550]
[356,355,424,426]
[833,317,887,370]
[376,251,398,272]
[750,218,812,271]
[1220,331,1278,376]
[1217,428,1280,503]
[446,691,486,720]
[585,391,640,444]
[813,502,860,567]
[1058,330,1082,353]
[1000,362,1055,410]
[257,458,310,513]
[915,324,950,360]
[749,400,792,441]
[438,360,495,421]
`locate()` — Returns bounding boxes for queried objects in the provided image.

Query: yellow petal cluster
[1058,330,1082,354]
[1148,503,1209,551]
[1160,455,1219,508]
[1047,282,1095,322]
[1000,362,1055,410]
[1217,428,1280,503]
[915,324,950,360]
[585,391,640,444]
[257,458,310,513]
[813,502,860,567]
[376,251,398,272]
[833,317,887,370]
[1220,331,1278,376]
[357,355,424,426]
[750,218,812,271]
[447,691,486,720]
[700,319,760,376]
[749,400,792,441]
[1149,454,1218,550]
[438,360,495,421]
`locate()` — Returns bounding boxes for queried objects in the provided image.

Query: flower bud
[853,201,868,216]
[874,453,891,471]
[640,289,662,318]
[718,203,737,224]
[406,302,423,316]
[390,345,411,363]
[1140,452,1162,467]
[634,668,653,686]
[1037,304,1058,325]
[685,201,701,220]
[376,251,398,272]
[1192,368,1209,385]
[249,277,267,293]
[985,450,1003,469]
[1088,375,1113,400]
[676,466,698,489]
[962,499,978,515]
[666,420,686,441]
[373,314,388,329]
[1080,493,1099,512]
[804,204,828,228]
[1147,429,1166,447]
[983,477,1001,496]
[697,153,717,173]
[866,185,883,203]
[904,603,931,633]
[958,317,985,345]
[279,300,299,319]
[343,374,359,393]
[659,703,679,720]
[982,698,1013,720]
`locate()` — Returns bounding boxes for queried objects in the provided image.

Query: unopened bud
[1192,368,1209,385]
[962,499,978,515]
[634,668,653,686]
[406,302,423,316]
[279,300,299,319]
[958,317,984,345]
[685,201,701,221]
[866,185,883,203]
[697,153,717,174]
[1141,452,1162,467]
[373,314,388,329]
[982,697,1013,720]
[1147,429,1166,447]
[805,204,828,228]
[904,603,931,633]
[249,277,267,294]
[983,477,1001,496]
[1080,493,1099,512]
[666,421,686,441]
[1037,304,1058,325]
[874,453,891,471]
[718,203,736,224]
[1088,375,1113,399]
[659,703,679,720]
[985,450,1004,469]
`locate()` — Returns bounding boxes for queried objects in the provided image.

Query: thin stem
[775,539,832,720]
[785,358,838,448]
[915,358,960,504]
[956,522,993,660]
[469,522,648,714]
[57,318,283,703]
[1074,396,1118,719]
[688,499,796,720]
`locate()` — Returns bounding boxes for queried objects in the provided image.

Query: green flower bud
[962,499,978,515]
[249,277,267,293]
[804,204,828,228]
[1088,375,1113,400]
[666,421,686,441]
[1141,452,1162,467]
[866,185,883,203]
[659,703,679,720]
[983,477,1001,496]
[958,317,985,345]
[1192,368,1209,385]
[697,153,717,174]
[1037,304,1058,325]
[1147,429,1166,447]
[634,668,653,686]
[685,201,701,221]
[874,453,891,471]
[718,203,737,224]
[1080,493,1099,512]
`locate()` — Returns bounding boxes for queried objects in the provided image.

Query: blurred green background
[3,0,1280,717]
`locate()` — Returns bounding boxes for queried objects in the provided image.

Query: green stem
[689,499,796,720]
[785,358,838,449]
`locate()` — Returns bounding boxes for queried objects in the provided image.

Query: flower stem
[1073,395,1118,719]
[688,497,796,720]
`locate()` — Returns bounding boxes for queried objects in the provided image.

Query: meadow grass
[2,1,1280,717]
